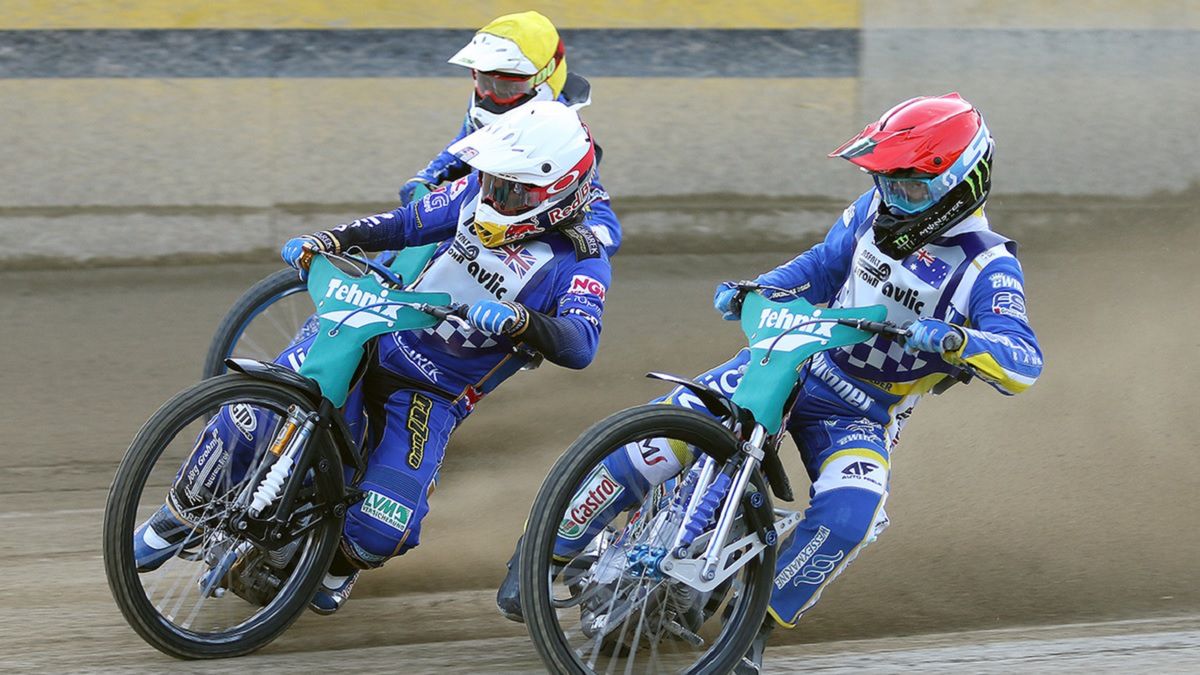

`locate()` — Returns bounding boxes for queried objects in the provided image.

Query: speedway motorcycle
[517,285,942,674]
[103,249,458,658]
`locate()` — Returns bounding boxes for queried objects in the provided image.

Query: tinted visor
[873,173,940,215]
[473,70,535,106]
[480,173,547,216]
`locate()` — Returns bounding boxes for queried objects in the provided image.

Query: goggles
[873,173,941,215]
[480,173,546,215]
[472,70,535,106]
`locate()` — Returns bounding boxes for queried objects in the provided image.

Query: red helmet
[831,93,993,259]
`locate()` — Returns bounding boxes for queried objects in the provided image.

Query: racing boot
[132,504,197,572]
[496,538,525,623]
[734,619,775,674]
[309,571,360,615]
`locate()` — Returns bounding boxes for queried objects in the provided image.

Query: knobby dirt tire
[104,375,344,659]
[520,404,776,675]
[202,268,305,379]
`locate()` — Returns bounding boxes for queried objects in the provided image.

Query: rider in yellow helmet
[398,11,621,255]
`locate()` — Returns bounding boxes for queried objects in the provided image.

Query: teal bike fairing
[732,294,885,434]
[298,254,449,407]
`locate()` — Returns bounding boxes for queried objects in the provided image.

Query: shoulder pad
[560,224,603,261]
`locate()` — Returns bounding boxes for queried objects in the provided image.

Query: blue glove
[280,231,339,279]
[398,179,435,206]
[713,282,745,321]
[905,318,964,354]
[466,300,527,335]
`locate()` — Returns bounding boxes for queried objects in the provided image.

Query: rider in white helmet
[134,102,614,617]
[397,11,622,255]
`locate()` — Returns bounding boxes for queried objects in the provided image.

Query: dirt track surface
[1,202,1198,671]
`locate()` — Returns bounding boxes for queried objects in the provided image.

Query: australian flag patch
[903,249,951,288]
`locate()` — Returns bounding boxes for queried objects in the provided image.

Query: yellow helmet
[448,11,568,128]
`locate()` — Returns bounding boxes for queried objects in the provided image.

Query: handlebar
[417,303,468,321]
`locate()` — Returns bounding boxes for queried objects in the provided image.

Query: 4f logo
[842,461,878,477]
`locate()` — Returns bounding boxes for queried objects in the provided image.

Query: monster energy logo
[964,154,992,199]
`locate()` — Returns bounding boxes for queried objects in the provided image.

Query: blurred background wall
[1,0,1196,265]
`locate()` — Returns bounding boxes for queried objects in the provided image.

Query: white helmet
[448,11,569,129]
[448,101,596,249]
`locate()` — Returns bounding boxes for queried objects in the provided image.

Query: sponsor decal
[793,551,845,586]
[750,307,835,352]
[881,281,924,313]
[846,418,878,434]
[558,465,624,540]
[775,525,830,589]
[285,348,306,371]
[396,337,441,383]
[992,291,1027,320]
[448,230,480,263]
[453,146,478,162]
[842,461,878,476]
[989,272,1022,290]
[319,278,402,327]
[228,404,257,441]
[563,307,601,327]
[569,275,607,301]
[838,458,885,488]
[465,260,509,299]
[547,179,593,224]
[503,223,545,241]
[448,175,469,199]
[563,226,602,259]
[637,439,670,467]
[184,429,227,504]
[841,203,856,225]
[903,248,951,289]
[810,356,872,412]
[837,432,882,447]
[406,393,433,470]
[492,243,537,278]
[360,490,413,532]
[855,250,891,287]
[422,190,450,210]
[547,170,581,195]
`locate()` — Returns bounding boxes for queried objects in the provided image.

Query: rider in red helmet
[496,94,1042,674]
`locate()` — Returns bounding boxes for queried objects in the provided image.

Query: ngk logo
[569,275,606,301]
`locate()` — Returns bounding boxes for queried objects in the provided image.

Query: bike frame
[658,293,887,591]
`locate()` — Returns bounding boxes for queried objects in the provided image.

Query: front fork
[660,424,800,591]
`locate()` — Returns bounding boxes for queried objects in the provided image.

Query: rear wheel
[103,375,344,658]
[520,405,775,674]
[202,269,308,379]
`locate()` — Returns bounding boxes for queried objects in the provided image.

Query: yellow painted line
[3,1,860,30]
[865,0,1199,30]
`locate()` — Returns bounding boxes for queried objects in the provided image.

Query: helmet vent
[933,157,943,166]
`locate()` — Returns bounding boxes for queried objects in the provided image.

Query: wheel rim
[533,427,767,674]
[119,389,332,643]
[224,287,311,366]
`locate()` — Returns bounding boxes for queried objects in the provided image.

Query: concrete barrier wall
[0,1,1195,264]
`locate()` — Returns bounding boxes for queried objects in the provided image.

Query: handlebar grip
[943,329,964,352]
[425,303,468,320]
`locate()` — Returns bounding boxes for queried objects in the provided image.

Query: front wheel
[520,405,775,674]
[202,268,309,379]
[103,375,344,658]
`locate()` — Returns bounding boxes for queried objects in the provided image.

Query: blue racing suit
[551,189,1043,627]
[404,81,622,256]
[174,174,611,569]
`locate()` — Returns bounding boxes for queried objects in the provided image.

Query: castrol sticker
[558,465,624,540]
